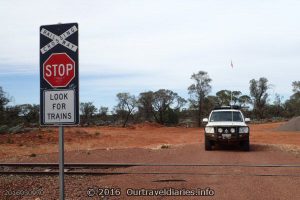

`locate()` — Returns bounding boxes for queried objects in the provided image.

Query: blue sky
[0,0,300,110]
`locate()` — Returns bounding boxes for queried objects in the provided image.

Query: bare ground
[0,122,300,161]
[0,122,299,199]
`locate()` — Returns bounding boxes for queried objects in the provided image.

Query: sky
[0,0,299,110]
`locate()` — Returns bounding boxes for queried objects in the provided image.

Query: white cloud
[0,0,299,106]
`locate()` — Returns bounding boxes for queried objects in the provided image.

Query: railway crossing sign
[40,25,78,54]
[40,22,79,200]
[40,23,79,125]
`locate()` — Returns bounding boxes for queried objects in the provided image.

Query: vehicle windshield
[210,111,243,122]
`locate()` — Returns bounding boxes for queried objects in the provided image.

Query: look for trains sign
[40,23,79,125]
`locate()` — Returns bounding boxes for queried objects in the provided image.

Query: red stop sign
[43,53,75,88]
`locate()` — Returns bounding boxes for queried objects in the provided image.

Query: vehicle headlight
[217,128,223,133]
[230,128,235,133]
[239,127,249,133]
[205,127,214,133]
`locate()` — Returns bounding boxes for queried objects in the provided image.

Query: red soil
[0,122,299,160]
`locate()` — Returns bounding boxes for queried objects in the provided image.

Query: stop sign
[43,53,75,87]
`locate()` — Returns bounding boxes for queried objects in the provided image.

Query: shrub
[8,124,24,134]
[0,125,9,134]
[95,131,101,136]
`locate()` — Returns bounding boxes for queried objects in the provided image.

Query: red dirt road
[0,122,299,161]
[0,122,299,199]
[1,144,299,200]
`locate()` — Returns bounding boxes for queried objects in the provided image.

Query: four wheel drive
[202,106,251,151]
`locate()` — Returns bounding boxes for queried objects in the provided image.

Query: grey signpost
[40,23,79,200]
[59,126,64,200]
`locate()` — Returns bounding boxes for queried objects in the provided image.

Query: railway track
[1,163,300,177]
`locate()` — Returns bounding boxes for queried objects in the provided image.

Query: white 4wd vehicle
[203,106,250,151]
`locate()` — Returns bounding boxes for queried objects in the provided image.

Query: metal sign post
[59,126,64,200]
[40,23,79,200]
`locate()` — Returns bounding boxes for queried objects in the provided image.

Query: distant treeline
[1,71,300,131]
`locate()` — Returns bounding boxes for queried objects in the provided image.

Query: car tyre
[241,140,250,151]
[205,137,212,151]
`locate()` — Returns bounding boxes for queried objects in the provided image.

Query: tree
[0,86,10,124]
[115,93,137,127]
[232,91,242,105]
[18,104,40,125]
[204,95,218,116]
[216,90,231,106]
[292,81,300,93]
[272,94,284,117]
[138,91,154,121]
[80,102,97,125]
[215,90,242,106]
[238,95,252,107]
[0,86,9,110]
[285,95,300,117]
[249,77,270,119]
[152,89,186,124]
[188,71,212,127]
[285,81,300,117]
[99,106,108,116]
[97,106,109,123]
[3,105,22,126]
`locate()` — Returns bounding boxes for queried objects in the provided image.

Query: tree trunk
[159,111,164,124]
[123,112,131,127]
[152,111,159,123]
[198,98,203,127]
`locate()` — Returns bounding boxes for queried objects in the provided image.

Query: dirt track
[0,122,300,160]
[1,144,299,200]
[0,122,300,199]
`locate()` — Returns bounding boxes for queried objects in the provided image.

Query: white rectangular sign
[44,89,75,124]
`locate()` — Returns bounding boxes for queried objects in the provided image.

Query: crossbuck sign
[40,25,78,54]
[40,23,79,126]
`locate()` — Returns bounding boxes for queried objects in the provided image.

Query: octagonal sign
[43,53,75,88]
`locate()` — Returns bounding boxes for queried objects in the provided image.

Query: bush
[8,124,24,134]
[7,137,14,144]
[0,125,9,134]
[95,131,101,136]
[161,144,170,149]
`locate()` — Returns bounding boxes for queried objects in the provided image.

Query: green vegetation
[0,72,300,129]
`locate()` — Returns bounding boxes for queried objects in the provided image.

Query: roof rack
[213,105,241,110]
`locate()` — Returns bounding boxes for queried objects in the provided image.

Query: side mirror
[202,118,208,123]
[245,118,251,123]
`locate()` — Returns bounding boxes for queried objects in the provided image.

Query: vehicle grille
[214,127,238,134]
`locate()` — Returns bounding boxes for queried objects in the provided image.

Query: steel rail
[0,171,299,177]
[1,163,300,168]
